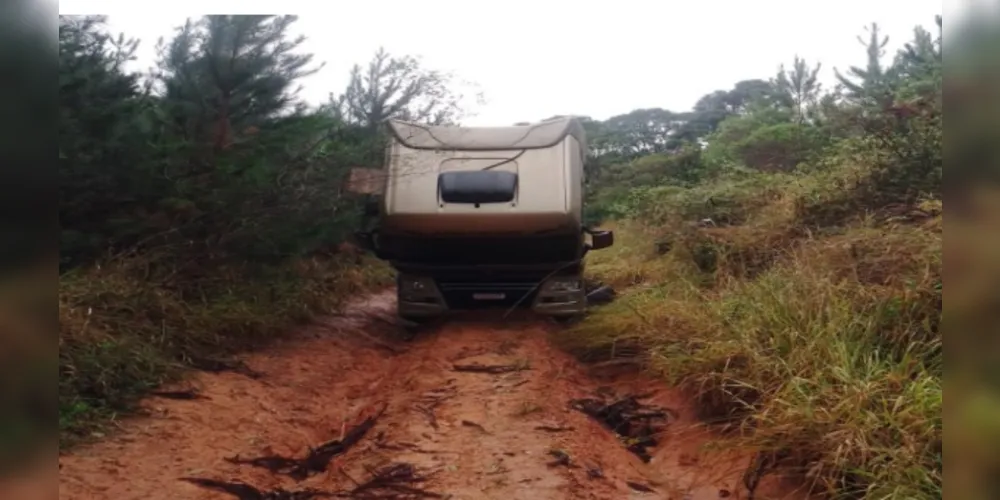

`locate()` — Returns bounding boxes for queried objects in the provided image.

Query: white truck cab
[352,117,613,322]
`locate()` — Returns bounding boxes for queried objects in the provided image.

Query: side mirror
[589,230,614,250]
[352,231,376,253]
[363,198,380,217]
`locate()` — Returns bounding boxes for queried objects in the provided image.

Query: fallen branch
[626,481,656,493]
[179,477,334,500]
[188,356,264,379]
[448,347,492,363]
[452,362,526,374]
[587,358,646,371]
[569,395,672,463]
[546,449,576,468]
[365,313,405,327]
[374,441,407,452]
[349,463,443,499]
[380,442,451,455]
[742,450,781,500]
[326,321,405,355]
[355,328,406,354]
[585,463,604,479]
[415,405,438,430]
[412,384,456,431]
[534,424,574,433]
[227,403,387,480]
[460,420,492,435]
[150,389,208,400]
[586,285,617,305]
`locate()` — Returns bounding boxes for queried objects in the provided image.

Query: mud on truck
[351,116,614,324]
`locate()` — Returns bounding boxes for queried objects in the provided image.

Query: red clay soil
[57,292,813,500]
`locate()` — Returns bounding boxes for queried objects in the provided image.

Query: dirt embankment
[58,292,810,500]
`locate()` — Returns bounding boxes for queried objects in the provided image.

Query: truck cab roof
[386,117,588,155]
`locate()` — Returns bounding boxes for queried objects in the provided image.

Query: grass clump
[58,254,392,445]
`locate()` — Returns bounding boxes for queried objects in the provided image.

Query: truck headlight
[399,277,432,294]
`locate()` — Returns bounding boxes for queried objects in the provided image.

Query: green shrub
[58,254,392,444]
[731,122,831,172]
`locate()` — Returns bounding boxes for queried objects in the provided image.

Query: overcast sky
[61,0,951,126]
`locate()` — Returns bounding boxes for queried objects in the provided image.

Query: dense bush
[569,16,943,500]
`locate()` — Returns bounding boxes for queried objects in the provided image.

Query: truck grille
[435,280,540,309]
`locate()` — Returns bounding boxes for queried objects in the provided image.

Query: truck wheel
[552,314,582,326]
[398,316,428,341]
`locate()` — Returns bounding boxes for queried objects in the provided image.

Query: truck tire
[551,314,583,326]
[398,315,430,341]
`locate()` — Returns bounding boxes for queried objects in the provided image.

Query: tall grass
[566,168,942,498]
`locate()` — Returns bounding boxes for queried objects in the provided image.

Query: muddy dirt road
[59,292,808,500]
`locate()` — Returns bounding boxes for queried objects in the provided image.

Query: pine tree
[834,22,895,107]
[892,15,942,96]
[59,16,154,264]
[775,55,822,123]
[154,15,322,153]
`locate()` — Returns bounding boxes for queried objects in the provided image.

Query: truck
[351,116,614,324]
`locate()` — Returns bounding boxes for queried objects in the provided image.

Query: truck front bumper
[395,265,587,319]
[399,291,586,318]
[531,286,587,317]
[398,299,449,319]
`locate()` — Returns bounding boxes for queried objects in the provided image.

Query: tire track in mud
[58,292,813,500]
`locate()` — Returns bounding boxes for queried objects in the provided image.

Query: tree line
[60,15,470,272]
[576,19,940,188]
[60,14,941,272]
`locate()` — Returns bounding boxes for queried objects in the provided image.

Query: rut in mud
[59,292,811,500]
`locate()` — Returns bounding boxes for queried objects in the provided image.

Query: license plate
[473,293,506,300]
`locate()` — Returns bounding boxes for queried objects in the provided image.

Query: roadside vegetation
[561,18,943,500]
